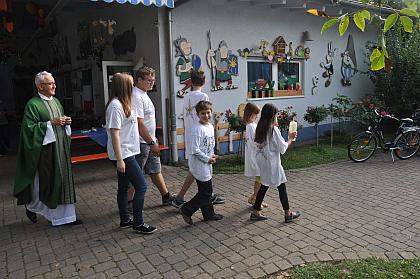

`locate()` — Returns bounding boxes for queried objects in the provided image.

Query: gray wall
[171,0,376,131]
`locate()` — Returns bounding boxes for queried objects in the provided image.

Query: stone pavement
[1,153,419,278]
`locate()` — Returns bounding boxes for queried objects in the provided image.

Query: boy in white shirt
[172,70,225,207]
[180,101,223,225]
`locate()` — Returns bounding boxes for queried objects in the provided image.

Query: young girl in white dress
[251,103,300,222]
[243,103,268,208]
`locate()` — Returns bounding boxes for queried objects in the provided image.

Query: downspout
[167,9,178,162]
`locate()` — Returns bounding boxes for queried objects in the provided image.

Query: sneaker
[171,197,186,208]
[285,211,301,223]
[162,193,176,206]
[203,213,224,222]
[211,193,225,205]
[133,223,157,234]
[180,208,193,225]
[250,212,268,221]
[120,219,133,229]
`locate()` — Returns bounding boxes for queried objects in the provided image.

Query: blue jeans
[112,155,148,227]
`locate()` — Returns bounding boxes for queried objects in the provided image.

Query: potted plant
[304,105,328,147]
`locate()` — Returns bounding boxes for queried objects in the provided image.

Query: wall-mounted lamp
[301,31,313,43]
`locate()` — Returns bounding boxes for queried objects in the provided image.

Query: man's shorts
[138,143,161,175]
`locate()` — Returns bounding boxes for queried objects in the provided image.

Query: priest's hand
[51,117,67,126]
[117,159,125,173]
[64,116,72,125]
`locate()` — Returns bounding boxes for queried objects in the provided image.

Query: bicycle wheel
[347,132,377,162]
[394,130,420,160]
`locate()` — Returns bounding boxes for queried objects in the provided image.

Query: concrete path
[1,153,419,278]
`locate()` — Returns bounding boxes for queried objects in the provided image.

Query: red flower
[369,104,374,109]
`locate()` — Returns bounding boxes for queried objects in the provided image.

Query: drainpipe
[167,9,178,162]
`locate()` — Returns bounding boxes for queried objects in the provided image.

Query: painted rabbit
[320,42,337,87]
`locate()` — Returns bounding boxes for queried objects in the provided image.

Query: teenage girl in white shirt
[251,103,300,223]
[243,103,268,208]
[106,73,156,234]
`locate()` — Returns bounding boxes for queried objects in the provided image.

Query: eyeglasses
[41,82,56,86]
[143,78,155,83]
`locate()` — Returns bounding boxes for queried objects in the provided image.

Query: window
[247,59,304,99]
[277,61,302,95]
[247,61,273,99]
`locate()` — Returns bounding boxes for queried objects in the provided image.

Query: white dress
[255,127,289,187]
[244,122,260,177]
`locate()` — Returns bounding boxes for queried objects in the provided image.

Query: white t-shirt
[132,86,156,143]
[244,122,260,177]
[106,98,140,160]
[255,127,289,187]
[183,90,209,159]
[188,122,215,182]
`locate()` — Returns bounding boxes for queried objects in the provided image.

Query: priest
[14,71,82,226]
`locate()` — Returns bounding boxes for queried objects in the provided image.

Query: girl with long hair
[243,103,268,208]
[251,103,300,222]
[106,73,156,234]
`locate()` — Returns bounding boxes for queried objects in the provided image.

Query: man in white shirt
[130,66,175,205]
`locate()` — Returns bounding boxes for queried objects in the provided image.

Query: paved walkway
[1,153,420,278]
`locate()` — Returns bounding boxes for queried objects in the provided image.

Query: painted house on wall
[1,0,379,162]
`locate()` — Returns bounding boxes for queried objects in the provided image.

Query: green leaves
[384,13,398,33]
[370,48,386,71]
[321,18,338,34]
[339,15,349,36]
[400,8,419,18]
[400,16,414,33]
[353,12,366,31]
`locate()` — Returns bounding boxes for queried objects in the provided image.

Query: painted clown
[206,40,238,91]
[174,36,201,98]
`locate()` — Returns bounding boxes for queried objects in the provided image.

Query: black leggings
[253,183,290,211]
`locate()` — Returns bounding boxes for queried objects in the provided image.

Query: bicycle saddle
[400,118,414,126]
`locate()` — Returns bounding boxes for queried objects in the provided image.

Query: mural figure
[341,35,357,86]
[207,40,238,91]
[320,42,337,87]
[174,36,201,98]
[312,76,319,95]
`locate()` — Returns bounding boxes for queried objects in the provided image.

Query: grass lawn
[213,143,348,174]
[269,258,420,279]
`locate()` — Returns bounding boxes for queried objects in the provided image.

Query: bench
[71,143,169,164]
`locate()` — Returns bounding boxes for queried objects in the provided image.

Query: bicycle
[347,110,420,162]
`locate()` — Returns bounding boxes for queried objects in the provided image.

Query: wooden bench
[71,142,170,164]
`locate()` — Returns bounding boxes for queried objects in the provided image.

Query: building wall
[171,0,377,154]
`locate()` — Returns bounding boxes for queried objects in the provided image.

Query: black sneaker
[211,194,225,205]
[162,193,176,206]
[133,223,157,234]
[203,213,224,222]
[285,211,301,223]
[120,219,133,229]
[171,197,186,208]
[180,208,193,225]
[250,212,268,221]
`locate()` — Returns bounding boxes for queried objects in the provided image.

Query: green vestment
[13,95,75,209]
